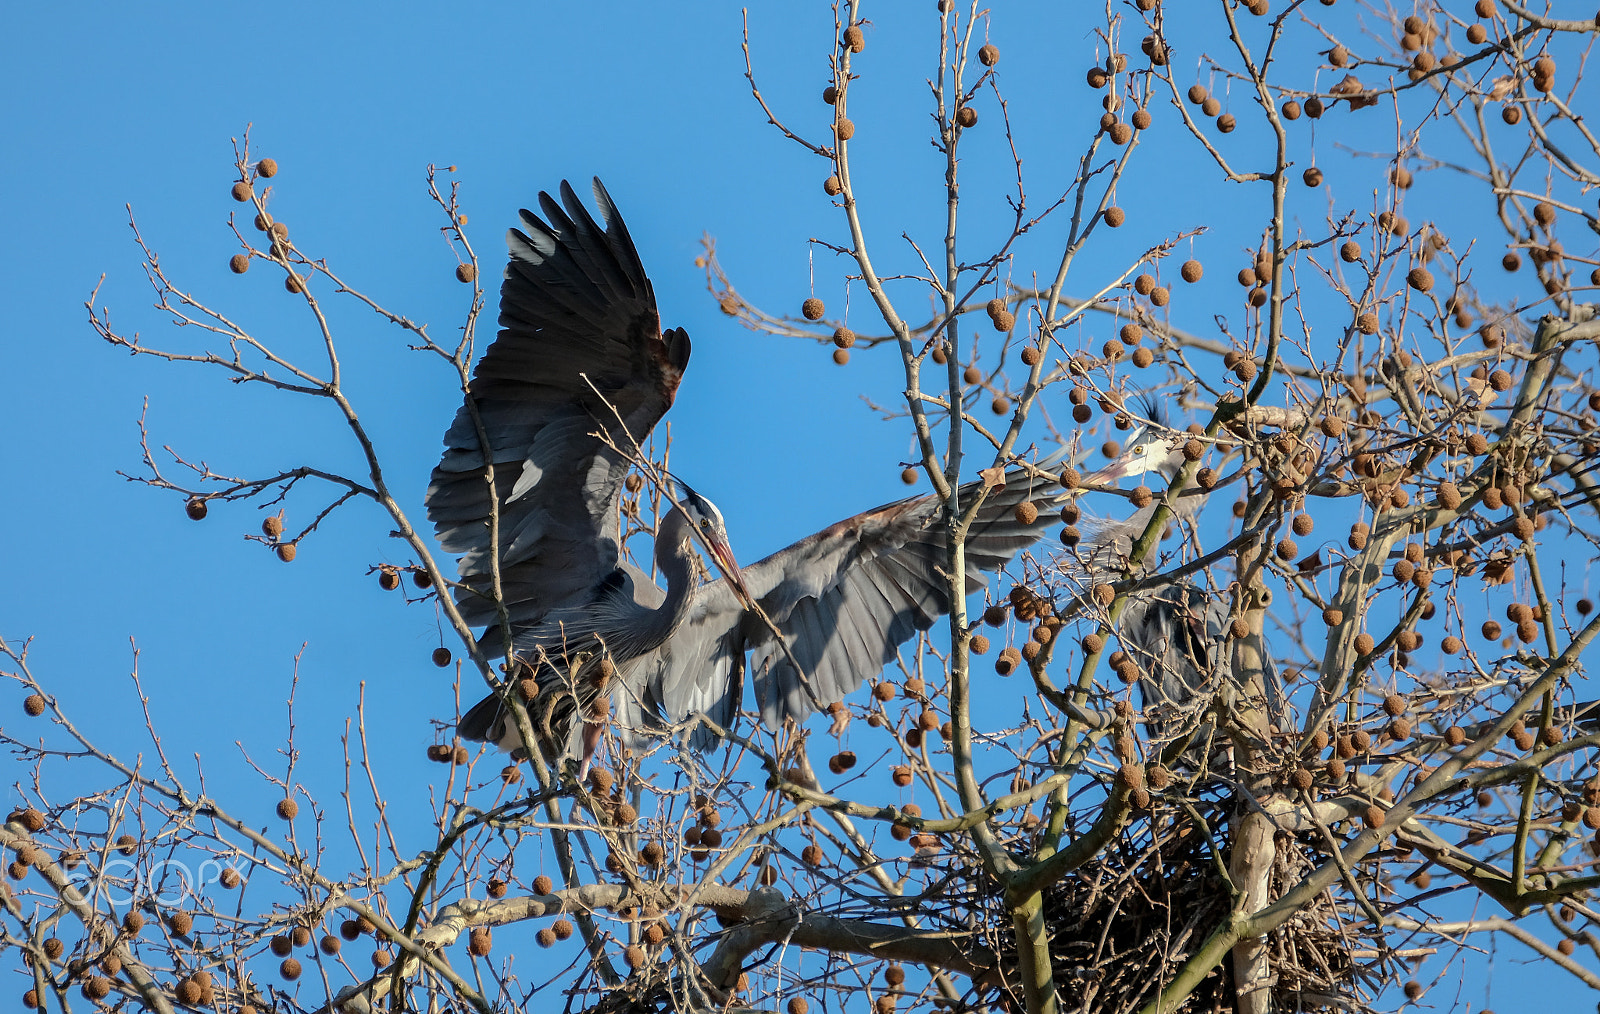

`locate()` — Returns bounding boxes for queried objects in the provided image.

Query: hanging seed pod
[955,106,978,128]
[978,43,999,66]
[1104,206,1125,227]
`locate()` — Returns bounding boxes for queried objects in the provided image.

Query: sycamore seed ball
[231,181,253,202]
[802,297,825,320]
[230,254,250,274]
[431,647,452,668]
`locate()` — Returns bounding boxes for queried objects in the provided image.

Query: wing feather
[646,454,1066,732]
[426,179,690,644]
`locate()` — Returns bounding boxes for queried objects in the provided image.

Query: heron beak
[710,538,752,604]
[1082,456,1140,486]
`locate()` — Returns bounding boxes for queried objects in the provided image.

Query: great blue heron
[426,179,1060,769]
[1074,410,1283,746]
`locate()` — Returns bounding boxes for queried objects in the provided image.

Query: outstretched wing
[634,459,1065,739]
[425,179,690,645]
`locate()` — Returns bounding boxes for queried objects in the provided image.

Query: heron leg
[576,719,607,781]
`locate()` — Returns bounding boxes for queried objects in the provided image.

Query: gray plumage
[1074,415,1282,743]
[428,179,1063,766]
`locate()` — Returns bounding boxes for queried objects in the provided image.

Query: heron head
[1083,424,1184,486]
[669,479,750,600]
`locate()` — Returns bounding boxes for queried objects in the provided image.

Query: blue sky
[0,2,1584,1010]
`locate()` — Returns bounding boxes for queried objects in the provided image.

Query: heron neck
[641,508,698,649]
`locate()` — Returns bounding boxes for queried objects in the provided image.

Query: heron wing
[637,460,1063,738]
[426,179,690,644]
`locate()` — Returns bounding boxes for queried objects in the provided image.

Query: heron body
[426,180,1060,768]
[1077,418,1282,744]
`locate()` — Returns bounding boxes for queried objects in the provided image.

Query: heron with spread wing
[425,180,1060,772]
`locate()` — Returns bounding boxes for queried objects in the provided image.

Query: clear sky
[0,2,1582,1011]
